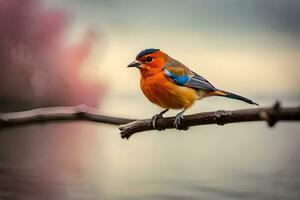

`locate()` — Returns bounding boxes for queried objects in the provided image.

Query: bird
[127,48,258,129]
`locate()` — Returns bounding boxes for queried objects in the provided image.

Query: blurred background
[0,0,299,199]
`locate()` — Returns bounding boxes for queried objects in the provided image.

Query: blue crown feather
[136,48,160,59]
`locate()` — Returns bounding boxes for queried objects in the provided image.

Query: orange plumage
[140,71,198,109]
[128,48,258,129]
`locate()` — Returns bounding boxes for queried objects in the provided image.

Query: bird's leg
[151,108,169,129]
[174,107,187,130]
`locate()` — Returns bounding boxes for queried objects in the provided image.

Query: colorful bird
[128,48,258,129]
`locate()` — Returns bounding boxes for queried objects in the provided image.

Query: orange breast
[140,72,197,109]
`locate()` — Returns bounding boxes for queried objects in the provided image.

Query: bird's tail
[210,90,259,106]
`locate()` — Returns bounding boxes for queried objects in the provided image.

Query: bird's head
[127,48,168,76]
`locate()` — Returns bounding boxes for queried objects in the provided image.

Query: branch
[0,105,134,128]
[119,102,300,139]
[0,102,299,140]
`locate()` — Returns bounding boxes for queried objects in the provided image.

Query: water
[0,95,299,199]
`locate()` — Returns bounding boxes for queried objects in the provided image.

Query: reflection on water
[0,96,300,200]
[0,124,102,200]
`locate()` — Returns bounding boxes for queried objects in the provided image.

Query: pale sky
[44,0,300,97]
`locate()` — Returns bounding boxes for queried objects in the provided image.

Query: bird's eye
[146,56,153,62]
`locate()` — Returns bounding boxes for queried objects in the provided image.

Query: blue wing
[164,69,216,91]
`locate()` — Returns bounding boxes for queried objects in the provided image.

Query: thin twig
[0,105,135,128]
[0,102,299,139]
[119,102,300,139]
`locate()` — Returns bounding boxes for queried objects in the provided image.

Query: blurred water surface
[0,96,299,200]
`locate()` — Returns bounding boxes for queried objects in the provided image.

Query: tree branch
[119,102,300,139]
[0,102,299,139]
[0,105,134,128]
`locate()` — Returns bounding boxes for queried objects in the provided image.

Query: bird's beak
[127,60,141,68]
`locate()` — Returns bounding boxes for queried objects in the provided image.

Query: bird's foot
[174,113,184,129]
[151,113,163,129]
[151,109,169,130]
[174,112,189,130]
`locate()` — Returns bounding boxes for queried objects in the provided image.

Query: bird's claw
[151,115,167,131]
[151,109,169,130]
[151,114,163,129]
[174,113,184,129]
